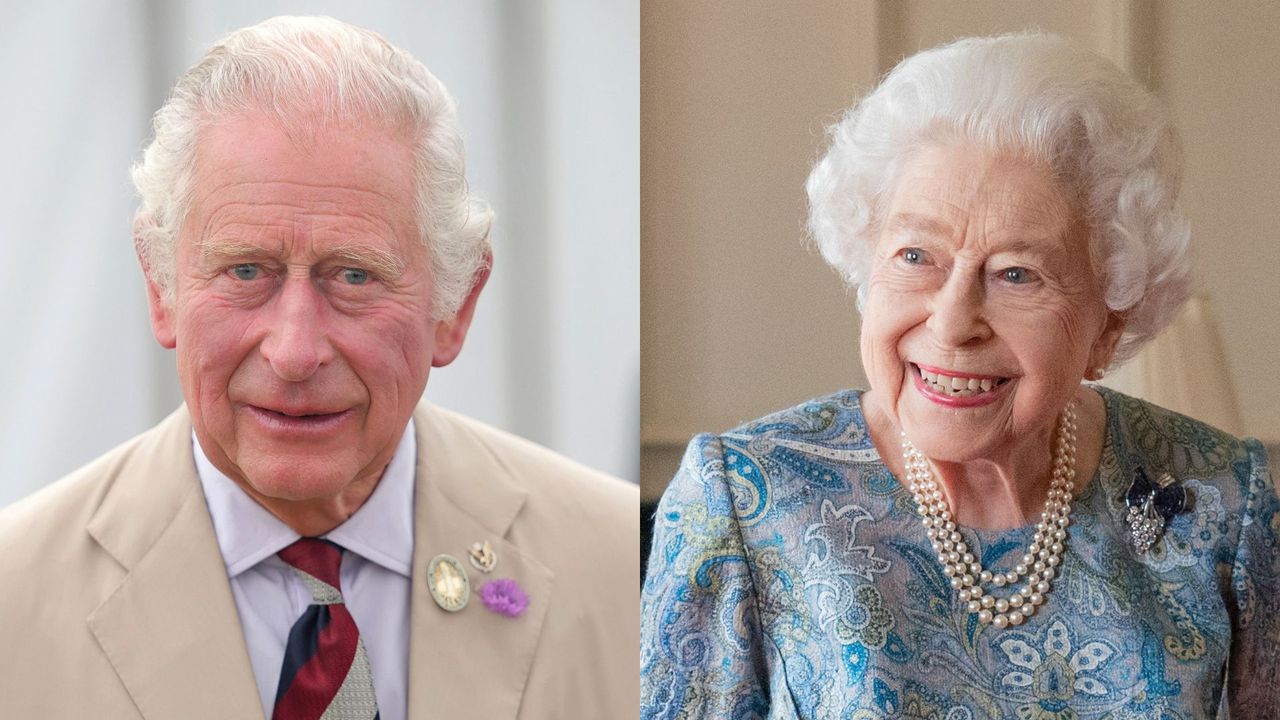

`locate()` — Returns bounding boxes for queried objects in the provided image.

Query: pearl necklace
[901,401,1077,629]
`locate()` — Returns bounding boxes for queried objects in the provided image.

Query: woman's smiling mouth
[911,363,1012,405]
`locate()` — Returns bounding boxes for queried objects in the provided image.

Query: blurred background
[641,0,1280,520]
[4,2,1276,533]
[0,0,639,507]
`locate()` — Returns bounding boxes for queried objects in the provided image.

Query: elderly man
[0,16,637,720]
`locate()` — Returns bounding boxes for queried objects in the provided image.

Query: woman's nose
[259,276,335,382]
[926,271,992,347]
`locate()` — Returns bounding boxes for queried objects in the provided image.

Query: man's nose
[925,270,992,347]
[260,276,334,382]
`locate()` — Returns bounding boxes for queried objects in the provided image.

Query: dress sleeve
[640,434,777,719]
[1225,439,1280,713]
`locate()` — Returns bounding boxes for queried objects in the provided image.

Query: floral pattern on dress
[996,616,1121,714]
[641,387,1280,719]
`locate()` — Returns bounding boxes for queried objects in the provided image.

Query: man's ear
[135,224,177,350]
[1086,310,1125,380]
[432,251,492,368]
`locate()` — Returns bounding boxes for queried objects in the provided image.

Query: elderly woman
[641,34,1279,718]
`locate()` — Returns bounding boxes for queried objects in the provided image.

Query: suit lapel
[86,408,264,720]
[407,404,554,720]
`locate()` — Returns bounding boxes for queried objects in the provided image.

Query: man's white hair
[131,15,492,319]
[806,33,1191,368]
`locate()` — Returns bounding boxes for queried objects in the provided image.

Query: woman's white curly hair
[131,16,492,319]
[806,33,1191,367]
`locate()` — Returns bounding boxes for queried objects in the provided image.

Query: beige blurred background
[641,1,1280,502]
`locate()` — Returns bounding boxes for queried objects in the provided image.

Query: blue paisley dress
[641,387,1280,719]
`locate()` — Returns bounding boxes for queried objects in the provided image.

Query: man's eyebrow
[196,238,275,262]
[196,238,409,279]
[326,243,408,279]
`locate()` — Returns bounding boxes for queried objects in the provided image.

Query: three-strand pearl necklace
[900,400,1077,629]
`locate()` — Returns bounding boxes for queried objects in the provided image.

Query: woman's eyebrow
[887,212,954,238]
[988,239,1053,254]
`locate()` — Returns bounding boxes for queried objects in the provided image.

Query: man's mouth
[912,363,1011,398]
[258,407,345,419]
[245,404,354,434]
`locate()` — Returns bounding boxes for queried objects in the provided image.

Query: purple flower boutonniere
[479,578,529,618]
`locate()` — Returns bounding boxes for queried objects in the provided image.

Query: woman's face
[861,144,1122,463]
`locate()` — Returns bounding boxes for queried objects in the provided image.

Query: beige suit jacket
[0,402,639,719]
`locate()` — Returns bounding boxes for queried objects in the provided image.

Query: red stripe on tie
[272,605,360,720]
[279,538,342,588]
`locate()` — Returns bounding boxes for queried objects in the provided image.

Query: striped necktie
[272,538,380,720]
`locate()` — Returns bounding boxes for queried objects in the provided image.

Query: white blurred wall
[0,0,639,507]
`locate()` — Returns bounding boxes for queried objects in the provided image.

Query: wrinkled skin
[140,113,488,535]
[860,144,1122,528]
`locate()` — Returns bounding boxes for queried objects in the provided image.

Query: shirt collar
[194,419,417,579]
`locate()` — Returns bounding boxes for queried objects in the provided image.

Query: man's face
[144,112,483,508]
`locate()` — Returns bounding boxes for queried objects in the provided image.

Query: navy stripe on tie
[273,604,332,705]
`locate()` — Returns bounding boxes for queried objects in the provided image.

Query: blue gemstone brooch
[1125,467,1192,553]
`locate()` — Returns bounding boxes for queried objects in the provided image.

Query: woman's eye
[1000,267,1034,284]
[901,248,926,264]
[341,268,370,285]
[230,264,260,281]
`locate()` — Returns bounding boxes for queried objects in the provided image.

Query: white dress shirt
[194,422,415,720]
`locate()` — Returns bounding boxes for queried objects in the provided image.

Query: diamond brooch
[1124,467,1192,554]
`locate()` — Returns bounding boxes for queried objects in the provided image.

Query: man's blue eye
[231,264,259,281]
[342,268,370,285]
[1002,267,1031,284]
[902,248,924,264]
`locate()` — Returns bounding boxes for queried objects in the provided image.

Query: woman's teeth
[918,367,1005,397]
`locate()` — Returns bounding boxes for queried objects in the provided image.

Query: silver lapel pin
[469,540,497,573]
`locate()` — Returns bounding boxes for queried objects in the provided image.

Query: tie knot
[278,538,344,605]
